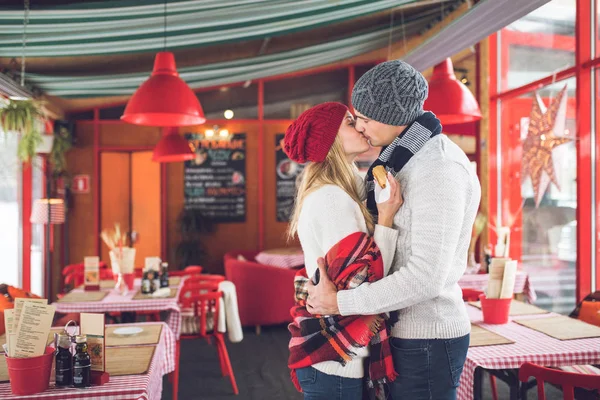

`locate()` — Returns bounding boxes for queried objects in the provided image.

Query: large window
[492,0,598,309]
[502,0,575,91]
[499,80,577,314]
[0,133,21,287]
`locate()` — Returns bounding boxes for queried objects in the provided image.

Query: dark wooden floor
[161,324,564,400]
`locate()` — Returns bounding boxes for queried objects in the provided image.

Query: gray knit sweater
[337,135,481,339]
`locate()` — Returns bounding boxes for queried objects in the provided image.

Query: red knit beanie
[284,102,349,163]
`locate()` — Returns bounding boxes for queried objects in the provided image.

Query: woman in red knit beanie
[284,102,403,400]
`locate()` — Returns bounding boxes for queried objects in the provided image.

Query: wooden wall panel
[67,120,301,277]
[67,123,95,265]
[100,152,131,264]
[131,151,161,266]
[167,122,261,274]
[100,123,161,147]
[262,122,300,250]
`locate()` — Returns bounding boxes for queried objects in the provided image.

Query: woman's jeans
[388,334,470,400]
[296,366,363,400]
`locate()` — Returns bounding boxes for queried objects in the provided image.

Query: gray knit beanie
[351,60,428,126]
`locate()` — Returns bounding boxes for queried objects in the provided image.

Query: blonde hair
[287,136,374,240]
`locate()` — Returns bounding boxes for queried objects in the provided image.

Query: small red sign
[72,175,90,194]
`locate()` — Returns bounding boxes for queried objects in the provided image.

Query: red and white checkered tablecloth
[54,280,184,339]
[458,305,600,400]
[458,271,537,303]
[255,249,304,268]
[0,322,176,400]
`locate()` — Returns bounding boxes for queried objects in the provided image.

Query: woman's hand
[376,172,403,227]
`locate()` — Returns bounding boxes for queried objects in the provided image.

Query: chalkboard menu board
[184,133,247,223]
[275,134,305,222]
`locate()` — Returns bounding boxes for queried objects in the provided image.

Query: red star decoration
[521,85,572,207]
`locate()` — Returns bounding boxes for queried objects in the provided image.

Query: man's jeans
[296,366,363,400]
[388,334,470,400]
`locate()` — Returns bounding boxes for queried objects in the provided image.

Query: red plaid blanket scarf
[288,232,397,399]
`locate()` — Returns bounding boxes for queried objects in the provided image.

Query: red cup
[5,346,54,395]
[479,294,512,324]
[123,273,135,290]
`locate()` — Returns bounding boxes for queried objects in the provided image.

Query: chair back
[519,362,600,400]
[184,274,225,285]
[170,265,204,277]
[462,288,484,302]
[179,282,222,337]
[63,264,84,288]
[62,262,111,292]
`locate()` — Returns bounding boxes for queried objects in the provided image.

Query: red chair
[519,362,600,400]
[171,265,204,277]
[224,251,297,333]
[462,288,484,301]
[462,287,498,400]
[184,274,225,284]
[61,262,110,292]
[179,281,238,395]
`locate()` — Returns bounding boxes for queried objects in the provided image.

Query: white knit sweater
[337,135,481,340]
[297,184,399,379]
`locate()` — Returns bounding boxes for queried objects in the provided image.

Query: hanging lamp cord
[21,0,29,87]
[163,0,167,52]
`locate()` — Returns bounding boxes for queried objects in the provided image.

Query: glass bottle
[141,269,152,294]
[72,335,91,388]
[160,262,169,288]
[152,269,160,293]
[55,333,72,387]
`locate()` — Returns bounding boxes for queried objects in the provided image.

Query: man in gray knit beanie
[305,59,481,400]
[351,59,428,130]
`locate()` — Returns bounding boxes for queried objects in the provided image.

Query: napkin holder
[91,371,110,385]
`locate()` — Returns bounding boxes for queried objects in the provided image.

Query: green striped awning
[0,0,417,57]
[24,10,439,98]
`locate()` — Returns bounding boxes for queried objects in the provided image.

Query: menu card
[3,309,14,355]
[487,258,518,299]
[81,313,105,372]
[9,299,55,358]
[84,256,100,291]
[144,257,161,272]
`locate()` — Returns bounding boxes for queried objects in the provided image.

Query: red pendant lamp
[153,127,194,162]
[424,58,482,125]
[121,52,206,126]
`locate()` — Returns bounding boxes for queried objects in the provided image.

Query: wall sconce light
[203,125,232,140]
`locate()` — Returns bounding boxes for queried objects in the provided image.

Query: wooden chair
[519,362,600,400]
[179,281,238,395]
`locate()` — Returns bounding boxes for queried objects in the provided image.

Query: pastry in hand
[373,165,388,188]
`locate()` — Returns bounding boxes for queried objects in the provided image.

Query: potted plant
[174,209,214,270]
[0,98,46,163]
[49,122,73,175]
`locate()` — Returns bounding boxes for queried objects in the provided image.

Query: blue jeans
[296,367,363,400]
[389,334,470,400]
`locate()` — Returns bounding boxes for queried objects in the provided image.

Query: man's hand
[306,257,340,315]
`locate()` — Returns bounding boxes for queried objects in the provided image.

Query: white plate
[113,327,143,337]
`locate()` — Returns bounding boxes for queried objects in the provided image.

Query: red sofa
[224,251,297,329]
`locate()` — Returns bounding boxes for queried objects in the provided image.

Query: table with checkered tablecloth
[54,280,184,339]
[0,322,176,400]
[459,305,600,400]
[458,271,537,303]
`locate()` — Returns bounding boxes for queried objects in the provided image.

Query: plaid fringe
[288,232,397,399]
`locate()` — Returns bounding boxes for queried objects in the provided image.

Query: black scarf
[365,111,442,217]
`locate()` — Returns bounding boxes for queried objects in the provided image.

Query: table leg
[172,339,180,400]
[473,367,484,400]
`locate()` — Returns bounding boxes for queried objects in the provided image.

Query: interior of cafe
[1,0,600,399]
